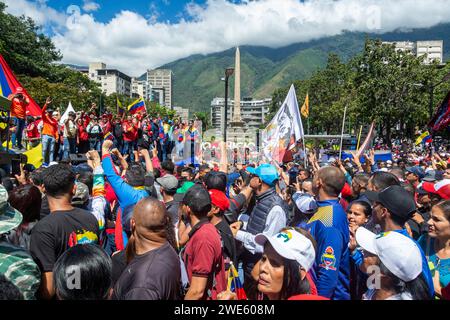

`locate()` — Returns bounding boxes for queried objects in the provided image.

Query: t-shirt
[30,208,100,272]
[111,250,127,286]
[112,242,180,300]
[183,221,226,300]
[11,97,28,119]
[418,235,450,289]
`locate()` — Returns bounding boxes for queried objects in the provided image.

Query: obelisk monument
[231,47,244,127]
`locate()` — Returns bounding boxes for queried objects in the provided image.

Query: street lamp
[414,72,450,117]
[223,68,234,143]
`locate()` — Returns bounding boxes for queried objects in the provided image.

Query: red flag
[0,54,41,117]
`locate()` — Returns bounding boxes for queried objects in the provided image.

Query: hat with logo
[406,166,426,180]
[208,189,230,212]
[365,185,416,219]
[355,227,422,282]
[246,164,279,187]
[156,174,179,192]
[255,228,316,272]
[71,182,90,206]
[292,192,318,215]
[0,185,23,234]
[423,170,438,182]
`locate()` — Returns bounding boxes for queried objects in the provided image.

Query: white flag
[262,84,304,163]
[59,101,75,125]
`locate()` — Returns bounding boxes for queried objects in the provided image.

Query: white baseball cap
[355,227,422,282]
[292,192,318,215]
[255,229,316,272]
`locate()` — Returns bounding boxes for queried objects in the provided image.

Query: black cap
[182,185,211,217]
[366,185,416,219]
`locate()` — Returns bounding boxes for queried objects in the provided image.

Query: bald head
[316,166,345,197]
[132,198,169,241]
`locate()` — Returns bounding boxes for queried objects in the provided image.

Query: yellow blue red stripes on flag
[104,132,114,141]
[117,97,125,115]
[227,263,247,300]
[127,97,146,114]
[415,131,431,145]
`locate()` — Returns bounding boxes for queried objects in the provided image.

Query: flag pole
[339,106,348,160]
[356,125,363,151]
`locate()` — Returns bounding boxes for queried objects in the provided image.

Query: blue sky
[45,0,213,23]
[4,0,450,76]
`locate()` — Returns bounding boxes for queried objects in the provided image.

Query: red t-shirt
[11,97,28,119]
[26,122,40,139]
[288,294,329,301]
[122,121,138,142]
[183,221,226,300]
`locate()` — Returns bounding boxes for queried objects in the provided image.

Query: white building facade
[86,62,132,96]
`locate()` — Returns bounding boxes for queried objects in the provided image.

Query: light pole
[223,68,234,143]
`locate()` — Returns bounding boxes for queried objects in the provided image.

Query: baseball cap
[246,164,279,187]
[156,174,178,191]
[177,181,195,194]
[406,166,425,180]
[292,192,318,215]
[71,182,90,205]
[255,228,316,272]
[355,227,422,282]
[365,185,416,219]
[0,185,23,234]
[421,180,450,200]
[208,189,230,211]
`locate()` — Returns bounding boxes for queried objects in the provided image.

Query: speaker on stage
[69,153,88,165]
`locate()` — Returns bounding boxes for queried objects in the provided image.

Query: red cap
[208,189,230,211]
[341,182,352,198]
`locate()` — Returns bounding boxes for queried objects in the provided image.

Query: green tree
[194,111,209,133]
[0,2,62,78]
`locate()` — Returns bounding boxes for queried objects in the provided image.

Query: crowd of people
[8,94,200,166]
[1,95,450,301]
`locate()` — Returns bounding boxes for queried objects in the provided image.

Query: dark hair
[435,200,450,222]
[53,244,112,300]
[77,171,93,195]
[181,167,194,179]
[182,185,212,218]
[318,167,345,197]
[1,177,16,192]
[348,200,372,218]
[353,173,369,189]
[299,169,310,179]
[370,172,400,191]
[205,171,227,192]
[43,164,76,197]
[275,227,317,300]
[0,274,23,300]
[125,164,146,187]
[378,262,431,300]
[30,167,46,186]
[8,185,42,223]
[26,116,34,124]
[161,160,175,174]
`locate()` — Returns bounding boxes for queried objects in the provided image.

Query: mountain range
[158,23,450,114]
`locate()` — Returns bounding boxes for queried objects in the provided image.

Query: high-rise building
[210,97,271,132]
[84,62,132,96]
[147,69,173,108]
[383,40,444,65]
[131,77,152,101]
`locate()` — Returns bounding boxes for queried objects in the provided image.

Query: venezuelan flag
[227,263,247,300]
[415,131,432,146]
[104,132,114,141]
[117,97,125,115]
[0,54,41,116]
[127,98,146,114]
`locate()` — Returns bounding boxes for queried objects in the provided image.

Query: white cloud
[4,0,450,76]
[3,0,66,27]
[82,1,100,13]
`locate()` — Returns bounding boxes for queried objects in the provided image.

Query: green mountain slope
[159,24,450,114]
